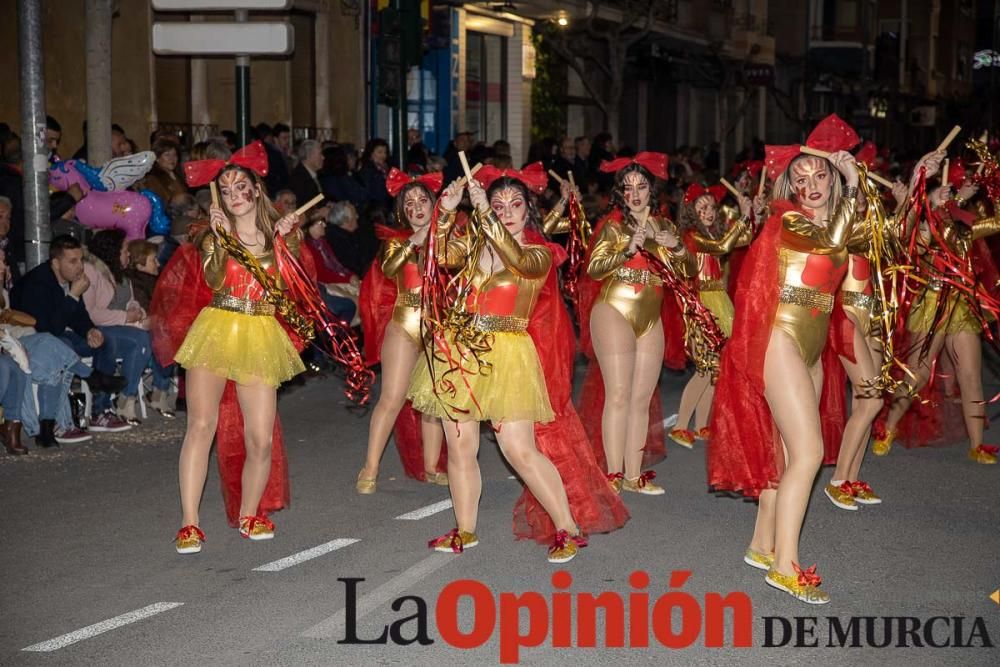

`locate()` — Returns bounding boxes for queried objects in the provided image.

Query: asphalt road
[2,360,998,666]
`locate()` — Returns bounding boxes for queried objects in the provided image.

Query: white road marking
[253,538,360,572]
[663,413,679,428]
[301,553,455,639]
[22,602,184,652]
[394,499,453,520]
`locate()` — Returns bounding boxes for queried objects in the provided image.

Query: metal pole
[86,0,113,166]
[235,9,251,147]
[17,0,50,270]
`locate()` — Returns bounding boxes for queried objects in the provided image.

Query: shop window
[465,31,507,144]
[407,66,436,140]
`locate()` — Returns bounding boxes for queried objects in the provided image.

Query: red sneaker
[54,427,92,444]
[89,411,132,433]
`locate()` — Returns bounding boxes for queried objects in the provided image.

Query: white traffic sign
[152,22,294,55]
[152,0,291,10]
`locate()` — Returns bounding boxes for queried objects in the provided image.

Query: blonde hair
[773,155,842,215]
[216,165,280,250]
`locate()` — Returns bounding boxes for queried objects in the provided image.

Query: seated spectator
[167,192,200,242]
[0,350,29,454]
[358,138,392,210]
[83,230,154,425]
[139,138,187,203]
[126,240,177,418]
[10,235,131,433]
[290,139,324,208]
[301,218,358,325]
[273,189,297,215]
[324,201,366,277]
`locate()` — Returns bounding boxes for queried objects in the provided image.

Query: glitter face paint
[490,186,527,235]
[403,187,434,229]
[694,195,718,227]
[623,172,651,214]
[219,170,256,216]
[790,157,833,210]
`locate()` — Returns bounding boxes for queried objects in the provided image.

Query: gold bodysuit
[200,227,300,298]
[588,215,696,338]
[381,236,424,344]
[772,198,857,367]
[691,217,751,289]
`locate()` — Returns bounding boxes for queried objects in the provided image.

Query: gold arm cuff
[778,285,834,314]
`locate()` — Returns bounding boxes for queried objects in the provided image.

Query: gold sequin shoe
[743,548,774,571]
[669,428,695,449]
[175,525,205,555]
[623,470,665,495]
[765,564,830,605]
[547,530,588,564]
[850,480,882,504]
[425,470,449,486]
[872,429,895,456]
[429,528,479,553]
[606,472,624,494]
[238,515,275,541]
[355,469,376,494]
[968,445,998,465]
[824,481,858,511]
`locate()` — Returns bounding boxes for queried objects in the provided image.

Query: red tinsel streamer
[272,234,374,404]
[562,193,591,323]
[638,247,726,376]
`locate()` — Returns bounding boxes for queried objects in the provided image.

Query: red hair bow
[765,113,860,182]
[947,157,967,189]
[599,151,669,180]
[855,141,877,170]
[731,160,763,178]
[475,162,548,194]
[684,183,727,204]
[184,140,269,188]
[385,167,444,197]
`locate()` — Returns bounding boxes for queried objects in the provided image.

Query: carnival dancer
[407,164,590,563]
[168,143,306,553]
[669,183,752,448]
[874,156,1000,465]
[708,113,862,604]
[585,153,695,494]
[356,168,447,492]
[824,150,938,509]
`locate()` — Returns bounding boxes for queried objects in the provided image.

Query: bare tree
[545,1,662,140]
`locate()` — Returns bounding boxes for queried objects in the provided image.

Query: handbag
[0,309,36,327]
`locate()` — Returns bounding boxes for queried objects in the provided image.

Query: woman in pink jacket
[82,229,153,424]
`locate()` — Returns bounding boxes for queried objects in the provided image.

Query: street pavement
[2,360,999,666]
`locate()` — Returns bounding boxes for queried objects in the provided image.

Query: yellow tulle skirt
[176,306,305,387]
[906,289,984,335]
[700,289,734,338]
[407,330,553,424]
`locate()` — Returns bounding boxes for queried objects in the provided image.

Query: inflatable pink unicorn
[48,153,168,241]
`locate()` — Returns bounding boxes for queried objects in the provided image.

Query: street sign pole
[235,9,251,147]
[17,0,50,270]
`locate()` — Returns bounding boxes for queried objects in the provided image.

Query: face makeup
[790,157,832,210]
[694,195,718,227]
[622,172,651,213]
[403,187,434,229]
[219,170,256,217]
[490,186,528,235]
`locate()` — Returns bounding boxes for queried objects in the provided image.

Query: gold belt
[472,314,529,333]
[211,293,275,316]
[841,290,875,312]
[926,279,944,292]
[395,291,421,308]
[778,285,834,314]
[613,267,663,287]
[699,279,725,292]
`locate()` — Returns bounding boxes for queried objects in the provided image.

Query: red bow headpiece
[474,162,548,194]
[731,160,763,178]
[854,141,877,170]
[598,151,669,181]
[385,168,444,197]
[946,157,966,189]
[765,113,860,182]
[684,183,727,204]
[184,140,269,188]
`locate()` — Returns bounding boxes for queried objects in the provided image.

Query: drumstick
[210,181,220,209]
[756,170,767,198]
[800,145,893,188]
[456,162,482,187]
[936,125,961,153]
[293,193,324,218]
[458,151,486,213]
[548,169,565,184]
[568,171,577,190]
[941,159,949,187]
[719,178,740,198]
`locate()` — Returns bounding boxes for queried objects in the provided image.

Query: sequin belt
[926,279,944,292]
[841,290,875,312]
[613,267,663,287]
[211,293,276,316]
[395,291,421,308]
[778,285,834,314]
[472,314,529,333]
[698,279,725,292]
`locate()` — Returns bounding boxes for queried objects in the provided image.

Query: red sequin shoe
[238,515,275,541]
[175,525,205,554]
[547,530,588,564]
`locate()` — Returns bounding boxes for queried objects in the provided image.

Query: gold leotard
[381,236,425,345]
[691,218,751,338]
[588,216,696,338]
[772,198,857,367]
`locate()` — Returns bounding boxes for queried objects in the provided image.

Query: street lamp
[557,16,568,27]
